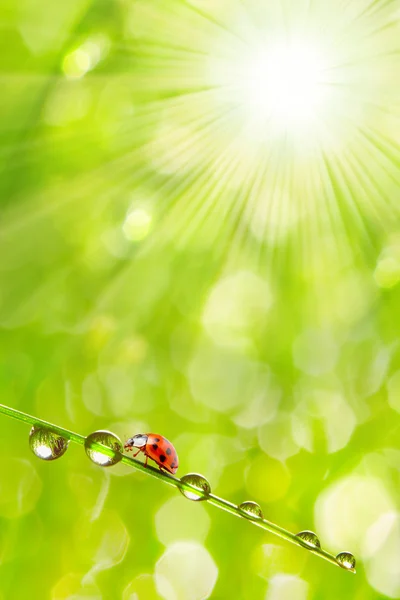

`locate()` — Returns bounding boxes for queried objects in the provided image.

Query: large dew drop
[336,551,356,571]
[29,426,69,461]
[179,473,211,501]
[84,430,123,467]
[238,501,264,519]
[295,530,321,549]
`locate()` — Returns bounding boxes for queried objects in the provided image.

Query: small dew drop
[295,530,321,549]
[179,473,211,501]
[84,430,123,467]
[238,501,264,519]
[336,551,356,572]
[29,426,69,461]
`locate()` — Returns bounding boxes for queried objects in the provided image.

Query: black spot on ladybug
[171,462,176,468]
[152,444,158,450]
[166,447,172,456]
[159,455,166,463]
[154,438,160,442]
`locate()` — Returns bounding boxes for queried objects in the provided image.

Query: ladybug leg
[144,455,148,467]
[132,449,142,458]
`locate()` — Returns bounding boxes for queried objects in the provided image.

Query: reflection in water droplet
[179,473,211,501]
[84,430,123,467]
[336,551,356,571]
[29,426,69,461]
[295,530,321,549]
[238,501,264,519]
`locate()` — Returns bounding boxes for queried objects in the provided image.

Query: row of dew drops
[29,426,356,573]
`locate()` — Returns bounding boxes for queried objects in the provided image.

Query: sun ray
[1,0,399,334]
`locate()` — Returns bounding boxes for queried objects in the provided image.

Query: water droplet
[29,426,69,461]
[84,430,123,467]
[295,530,321,549]
[179,473,211,501]
[238,501,264,519]
[336,551,356,571]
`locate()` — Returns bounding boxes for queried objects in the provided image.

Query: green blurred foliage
[0,0,399,599]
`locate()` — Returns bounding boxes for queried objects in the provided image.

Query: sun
[206,30,336,148]
[240,40,328,128]
[112,0,399,263]
[208,33,335,148]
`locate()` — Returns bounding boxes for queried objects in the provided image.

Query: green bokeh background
[0,1,400,599]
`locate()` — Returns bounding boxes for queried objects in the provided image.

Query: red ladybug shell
[144,433,179,474]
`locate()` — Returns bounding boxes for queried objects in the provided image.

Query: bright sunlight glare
[237,40,329,132]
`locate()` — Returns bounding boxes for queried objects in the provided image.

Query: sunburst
[118,0,400,269]
[0,0,399,327]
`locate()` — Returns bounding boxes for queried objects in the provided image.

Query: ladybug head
[124,433,148,450]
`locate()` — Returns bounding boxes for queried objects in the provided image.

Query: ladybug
[124,433,179,475]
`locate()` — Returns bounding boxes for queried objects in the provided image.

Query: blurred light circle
[0,458,42,519]
[245,185,306,244]
[155,497,210,545]
[232,382,280,429]
[62,36,109,80]
[62,49,92,79]
[183,435,242,488]
[86,314,116,351]
[314,475,394,553]
[102,226,131,259]
[292,329,338,376]
[252,544,307,580]
[374,256,400,288]
[332,272,376,324]
[202,271,273,348]
[363,511,397,559]
[292,386,357,453]
[387,370,400,414]
[188,340,268,413]
[258,413,300,461]
[155,541,218,600]
[265,574,309,600]
[74,509,130,568]
[123,574,162,600]
[123,209,152,241]
[51,573,102,600]
[43,81,92,126]
[363,511,400,598]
